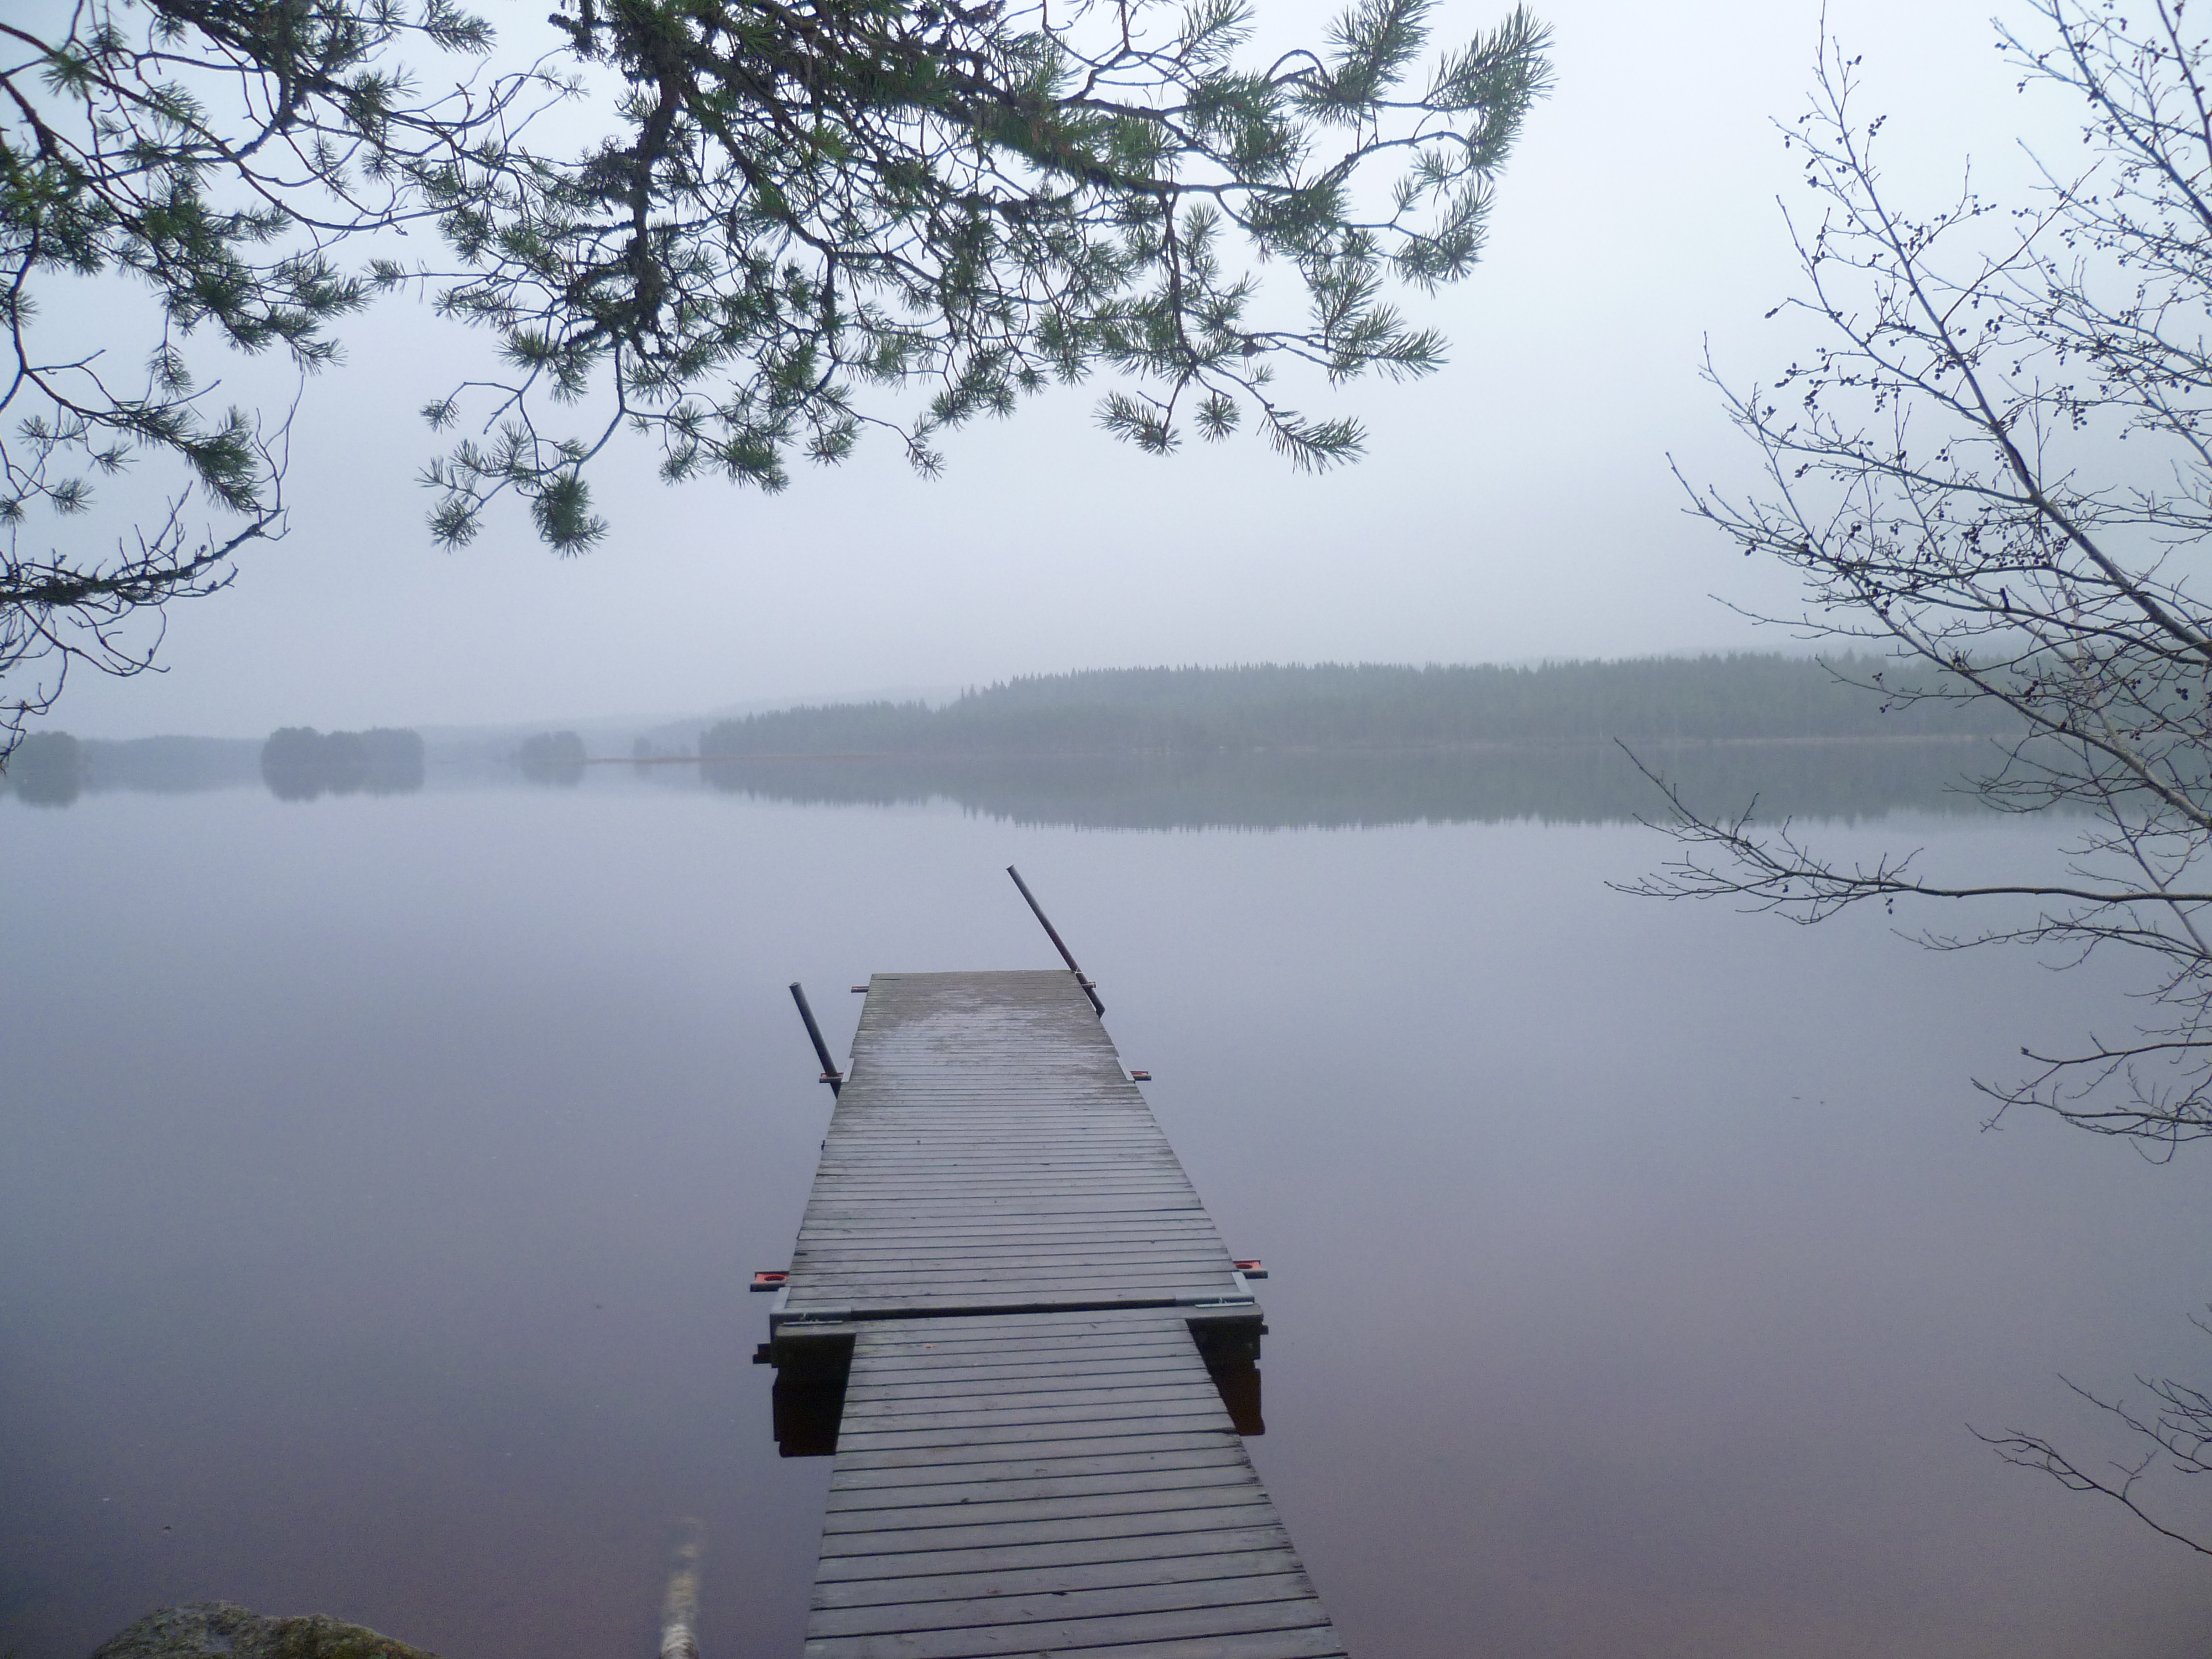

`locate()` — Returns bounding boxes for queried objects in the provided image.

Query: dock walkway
[762,970,1345,1658]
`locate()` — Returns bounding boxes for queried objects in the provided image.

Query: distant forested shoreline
[696,656,2017,758]
[261,727,426,800]
[0,733,263,803]
[3,656,2027,811]
[0,730,423,804]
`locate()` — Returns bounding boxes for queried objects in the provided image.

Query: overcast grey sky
[46,0,2057,738]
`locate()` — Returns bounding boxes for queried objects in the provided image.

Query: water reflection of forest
[3,734,2023,826]
[698,739,2006,830]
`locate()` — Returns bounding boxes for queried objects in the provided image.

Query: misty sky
[42,0,2062,738]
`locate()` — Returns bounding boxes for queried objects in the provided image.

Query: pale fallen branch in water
[660,1518,703,1659]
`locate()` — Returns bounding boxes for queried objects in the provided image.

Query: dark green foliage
[2,2,533,748]
[420,0,1552,545]
[696,655,2020,758]
[3,0,1551,749]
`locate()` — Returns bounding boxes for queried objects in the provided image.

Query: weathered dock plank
[767,970,1342,1658]
[775,972,1250,1323]
[805,1311,1344,1659]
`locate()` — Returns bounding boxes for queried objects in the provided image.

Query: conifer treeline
[698,657,2016,758]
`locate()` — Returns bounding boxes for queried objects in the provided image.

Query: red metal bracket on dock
[750,1271,789,1292]
[1233,1260,1269,1279]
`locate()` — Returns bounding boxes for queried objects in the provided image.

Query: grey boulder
[92,1602,441,1659]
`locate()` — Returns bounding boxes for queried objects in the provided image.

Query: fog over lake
[4,765,2206,1658]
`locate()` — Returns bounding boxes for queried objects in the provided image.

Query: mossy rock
[93,1602,441,1659]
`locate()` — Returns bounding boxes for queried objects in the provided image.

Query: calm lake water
[4,760,2209,1657]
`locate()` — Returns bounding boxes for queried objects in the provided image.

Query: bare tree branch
[1640,3,2212,1149]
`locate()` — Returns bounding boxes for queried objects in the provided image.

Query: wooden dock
[760,969,1346,1658]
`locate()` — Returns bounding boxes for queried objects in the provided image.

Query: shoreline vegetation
[0,656,2022,823]
[262,727,427,801]
[682,656,2020,826]
[692,656,2013,758]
